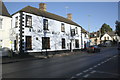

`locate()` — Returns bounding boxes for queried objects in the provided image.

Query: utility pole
[88,15,91,46]
[65,6,69,15]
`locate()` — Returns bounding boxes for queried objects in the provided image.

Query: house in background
[11,3,84,54]
[90,31,101,45]
[101,31,118,46]
[0,1,12,49]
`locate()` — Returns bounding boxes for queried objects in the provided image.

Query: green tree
[115,21,120,36]
[100,23,113,35]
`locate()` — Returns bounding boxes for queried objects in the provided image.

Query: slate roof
[12,6,81,27]
[0,1,11,17]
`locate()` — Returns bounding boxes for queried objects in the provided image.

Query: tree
[115,21,120,36]
[100,23,113,36]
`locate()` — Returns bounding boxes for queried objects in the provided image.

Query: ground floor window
[0,39,2,48]
[75,39,79,48]
[62,38,65,49]
[26,36,32,50]
[42,37,50,49]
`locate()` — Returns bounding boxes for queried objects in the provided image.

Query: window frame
[43,19,48,30]
[0,18,3,29]
[42,37,50,49]
[75,39,79,48]
[15,16,18,28]
[26,15,32,27]
[61,23,65,32]
[62,38,66,49]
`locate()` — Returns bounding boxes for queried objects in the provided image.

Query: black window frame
[42,37,50,49]
[62,38,66,49]
[43,19,48,30]
[26,15,32,27]
[75,39,79,48]
[61,23,65,32]
[15,16,18,28]
[71,29,75,37]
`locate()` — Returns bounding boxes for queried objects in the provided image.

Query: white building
[81,28,89,49]
[0,1,12,49]
[11,3,83,54]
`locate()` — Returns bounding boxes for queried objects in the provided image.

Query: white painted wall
[101,33,113,41]
[0,15,12,49]
[12,12,82,52]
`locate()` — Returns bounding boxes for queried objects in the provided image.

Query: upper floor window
[75,27,78,34]
[61,23,65,32]
[0,18,3,29]
[15,16,18,28]
[26,15,32,27]
[104,37,106,40]
[71,29,75,37]
[43,19,48,30]
[107,37,109,40]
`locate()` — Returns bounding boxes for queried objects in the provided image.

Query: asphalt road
[2,47,119,79]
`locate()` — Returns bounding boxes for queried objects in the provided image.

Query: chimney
[39,3,46,11]
[67,13,72,20]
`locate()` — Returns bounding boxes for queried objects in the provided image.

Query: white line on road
[90,70,96,74]
[97,63,101,66]
[83,69,89,73]
[93,65,97,68]
[88,67,93,70]
[76,73,83,76]
[83,74,90,78]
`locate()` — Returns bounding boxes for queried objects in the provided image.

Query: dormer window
[26,15,32,27]
[0,18,3,29]
[43,19,48,30]
[61,23,65,32]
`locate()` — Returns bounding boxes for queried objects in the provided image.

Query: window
[75,27,78,34]
[75,39,79,48]
[26,15,32,27]
[61,23,65,32]
[42,37,50,49]
[0,18,3,29]
[62,38,65,49]
[107,37,109,40]
[71,29,75,36]
[15,16,18,28]
[43,19,48,30]
[26,36,32,50]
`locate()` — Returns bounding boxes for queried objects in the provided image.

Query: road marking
[76,73,83,76]
[71,76,76,79]
[93,65,97,68]
[83,74,90,78]
[97,63,101,66]
[88,67,93,70]
[90,70,96,74]
[83,69,89,73]
[101,61,105,64]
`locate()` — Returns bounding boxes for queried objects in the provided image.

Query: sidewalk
[1,50,87,64]
[1,47,115,64]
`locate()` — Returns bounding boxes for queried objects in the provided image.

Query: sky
[4,2,118,32]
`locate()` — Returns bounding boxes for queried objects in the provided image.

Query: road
[2,47,120,79]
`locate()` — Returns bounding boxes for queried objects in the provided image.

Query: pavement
[1,49,87,64]
[1,47,116,64]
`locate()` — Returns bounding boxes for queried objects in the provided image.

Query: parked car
[118,42,120,50]
[98,44,106,47]
[87,45,100,53]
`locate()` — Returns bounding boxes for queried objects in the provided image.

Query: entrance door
[26,36,32,50]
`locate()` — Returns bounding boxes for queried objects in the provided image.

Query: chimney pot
[67,13,72,20]
[39,3,46,11]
